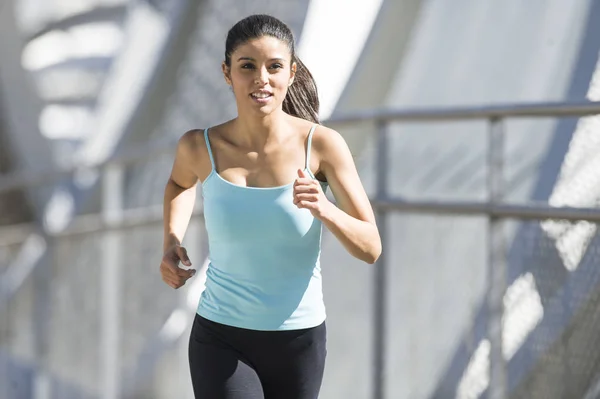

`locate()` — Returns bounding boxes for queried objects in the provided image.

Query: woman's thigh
[254,322,327,399]
[188,317,264,399]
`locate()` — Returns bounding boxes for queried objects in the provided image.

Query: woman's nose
[255,68,269,85]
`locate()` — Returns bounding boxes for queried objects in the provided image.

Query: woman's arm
[161,130,200,288]
[294,126,381,264]
[163,130,199,253]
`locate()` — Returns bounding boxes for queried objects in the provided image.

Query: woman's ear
[222,62,232,86]
[289,62,297,86]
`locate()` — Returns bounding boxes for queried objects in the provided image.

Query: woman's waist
[198,274,325,331]
[207,245,321,276]
[205,259,321,290]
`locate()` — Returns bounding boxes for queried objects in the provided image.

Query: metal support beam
[33,233,53,399]
[368,199,600,221]
[373,121,389,399]
[487,117,507,399]
[101,164,124,399]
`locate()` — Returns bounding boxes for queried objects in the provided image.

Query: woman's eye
[241,63,255,69]
[270,63,283,69]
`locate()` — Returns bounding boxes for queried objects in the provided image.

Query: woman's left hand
[293,169,333,220]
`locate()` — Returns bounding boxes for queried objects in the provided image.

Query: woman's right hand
[160,245,196,289]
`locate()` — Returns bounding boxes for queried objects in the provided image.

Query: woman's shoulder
[306,122,347,155]
[178,120,235,149]
[177,129,206,154]
[174,129,213,182]
[288,116,340,143]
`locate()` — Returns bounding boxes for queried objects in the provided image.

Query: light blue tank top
[196,125,328,331]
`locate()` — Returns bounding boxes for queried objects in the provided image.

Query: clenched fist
[293,169,332,220]
[160,244,196,289]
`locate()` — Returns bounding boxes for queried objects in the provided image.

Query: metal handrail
[326,99,600,123]
[370,199,600,221]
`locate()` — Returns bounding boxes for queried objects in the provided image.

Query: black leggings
[188,314,327,399]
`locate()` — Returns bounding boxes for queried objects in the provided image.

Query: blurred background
[2,0,600,398]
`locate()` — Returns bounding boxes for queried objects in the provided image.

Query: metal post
[179,219,199,399]
[33,234,52,399]
[373,121,389,399]
[101,164,124,399]
[487,117,507,399]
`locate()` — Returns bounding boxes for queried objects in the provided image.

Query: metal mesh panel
[379,216,600,399]
[119,222,182,370]
[39,205,183,395]
[384,214,489,399]
[506,220,600,399]
[0,216,190,397]
[45,232,103,394]
[1,261,37,363]
[376,114,600,398]
[386,120,489,201]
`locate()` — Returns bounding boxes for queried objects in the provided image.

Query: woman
[160,14,381,399]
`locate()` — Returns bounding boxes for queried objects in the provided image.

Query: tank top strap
[204,128,216,171]
[305,124,318,171]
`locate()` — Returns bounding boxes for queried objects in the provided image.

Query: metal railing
[2,99,600,399]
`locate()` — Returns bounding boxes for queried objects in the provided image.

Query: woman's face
[224,36,296,116]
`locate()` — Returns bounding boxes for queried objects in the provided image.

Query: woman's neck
[232,109,291,148]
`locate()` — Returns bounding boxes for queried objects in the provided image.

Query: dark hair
[224,14,320,123]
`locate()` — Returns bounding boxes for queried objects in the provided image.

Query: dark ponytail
[283,57,319,123]
[224,14,320,123]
